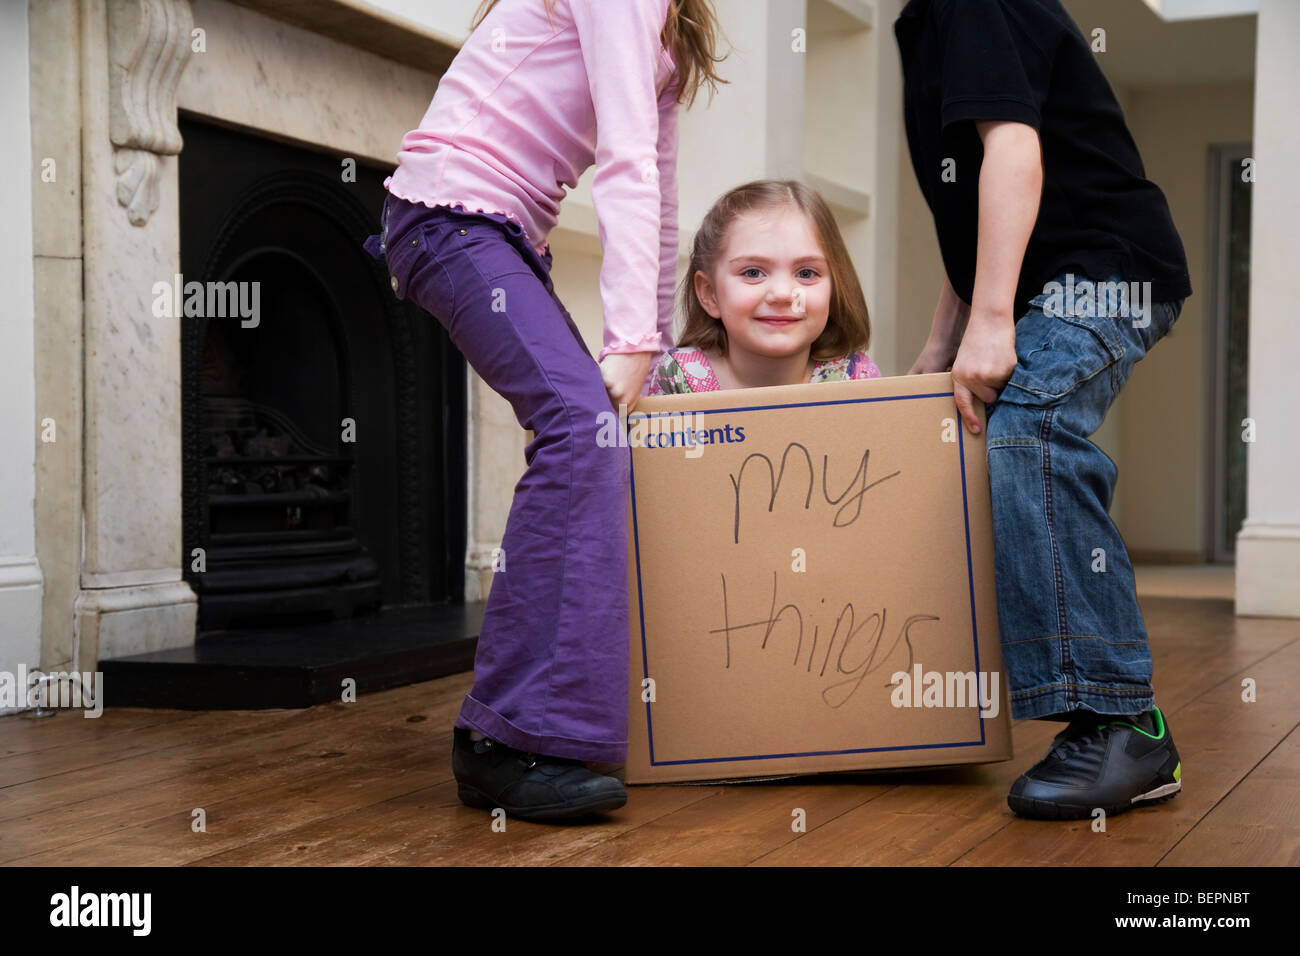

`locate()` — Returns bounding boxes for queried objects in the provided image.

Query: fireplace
[179,117,467,631]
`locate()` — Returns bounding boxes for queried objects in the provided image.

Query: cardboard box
[624,372,1012,783]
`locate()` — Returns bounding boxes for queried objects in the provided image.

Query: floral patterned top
[648,347,881,395]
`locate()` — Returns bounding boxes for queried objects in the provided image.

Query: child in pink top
[365,0,725,823]
[388,0,689,382]
[650,180,882,394]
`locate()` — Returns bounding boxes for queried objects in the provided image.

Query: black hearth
[177,117,468,633]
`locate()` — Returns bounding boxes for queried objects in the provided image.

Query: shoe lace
[1048,720,1111,762]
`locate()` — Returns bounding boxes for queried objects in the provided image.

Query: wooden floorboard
[193,781,724,866]
[0,677,471,863]
[556,777,893,866]
[2,594,1297,866]
[953,637,1300,866]
[753,602,1300,866]
[1159,723,1300,866]
[0,707,201,759]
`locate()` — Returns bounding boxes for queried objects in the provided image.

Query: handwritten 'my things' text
[712,570,941,708]
[728,441,901,544]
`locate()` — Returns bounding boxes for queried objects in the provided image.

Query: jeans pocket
[384,218,465,314]
[1001,307,1121,406]
[457,224,541,287]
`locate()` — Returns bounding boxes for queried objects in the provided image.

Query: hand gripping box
[623,372,1012,783]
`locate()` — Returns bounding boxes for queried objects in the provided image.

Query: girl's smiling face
[693,204,832,360]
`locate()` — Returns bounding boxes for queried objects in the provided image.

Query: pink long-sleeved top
[385,0,679,364]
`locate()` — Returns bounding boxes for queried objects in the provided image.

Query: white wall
[360,0,483,46]
[1119,81,1254,558]
[0,0,44,710]
[1236,0,1300,616]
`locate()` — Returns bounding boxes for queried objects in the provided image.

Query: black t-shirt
[895,0,1192,318]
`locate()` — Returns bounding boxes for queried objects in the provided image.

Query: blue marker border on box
[627,391,987,766]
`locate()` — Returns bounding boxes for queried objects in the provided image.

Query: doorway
[1206,142,1252,564]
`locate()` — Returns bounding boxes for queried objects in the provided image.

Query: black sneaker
[1007,706,1182,820]
[451,727,627,821]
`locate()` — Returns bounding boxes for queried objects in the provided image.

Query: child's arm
[572,0,670,407]
[908,273,970,374]
[645,78,680,395]
[949,119,1042,434]
[920,1,1051,431]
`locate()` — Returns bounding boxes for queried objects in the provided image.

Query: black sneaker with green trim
[1007,706,1182,820]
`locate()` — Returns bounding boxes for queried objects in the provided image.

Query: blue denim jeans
[985,271,1184,721]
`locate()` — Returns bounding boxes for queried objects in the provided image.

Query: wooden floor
[3,587,1298,866]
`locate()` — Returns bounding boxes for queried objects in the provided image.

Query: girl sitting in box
[650,179,882,394]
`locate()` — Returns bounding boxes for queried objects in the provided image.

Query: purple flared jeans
[364,193,630,762]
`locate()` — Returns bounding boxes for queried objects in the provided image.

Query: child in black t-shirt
[896,0,1189,821]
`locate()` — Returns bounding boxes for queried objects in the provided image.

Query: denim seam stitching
[1006,310,1124,401]
[1012,684,1153,700]
[1038,406,1074,706]
[1108,316,1123,394]
[1001,634,1149,646]
[1002,375,1102,401]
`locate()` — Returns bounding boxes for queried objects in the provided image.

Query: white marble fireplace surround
[32,0,526,673]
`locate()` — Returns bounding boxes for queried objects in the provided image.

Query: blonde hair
[678,180,872,362]
[470,0,728,106]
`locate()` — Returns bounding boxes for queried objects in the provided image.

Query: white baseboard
[0,555,44,717]
[1235,522,1300,617]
